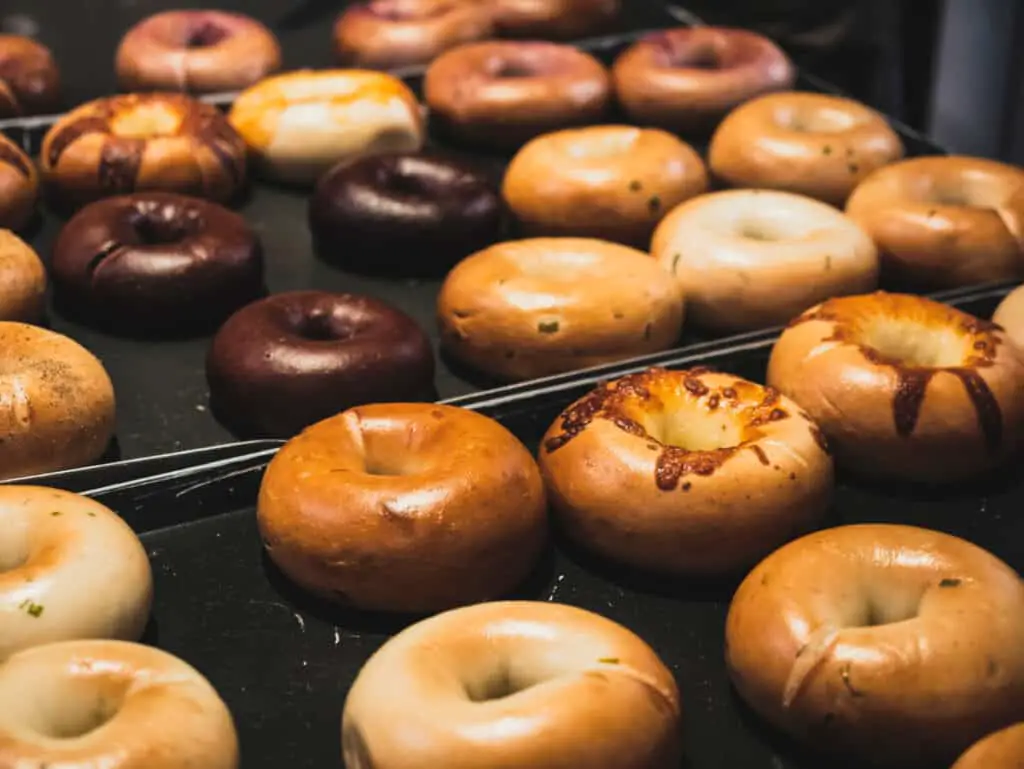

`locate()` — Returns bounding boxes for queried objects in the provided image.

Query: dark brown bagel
[0,35,60,118]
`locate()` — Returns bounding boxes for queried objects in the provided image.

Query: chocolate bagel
[309,152,503,276]
[51,192,264,334]
[206,291,436,439]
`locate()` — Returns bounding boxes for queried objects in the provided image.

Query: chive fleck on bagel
[342,601,681,769]
[726,524,1024,768]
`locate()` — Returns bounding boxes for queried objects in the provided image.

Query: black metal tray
[0,12,947,464]
[14,280,1023,769]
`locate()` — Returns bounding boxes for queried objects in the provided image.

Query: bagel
[993,284,1024,351]
[228,69,425,186]
[0,486,152,660]
[0,132,38,231]
[437,237,684,381]
[0,35,60,117]
[489,0,620,39]
[342,600,681,769]
[726,523,1024,768]
[767,292,1024,482]
[845,156,1024,288]
[0,640,238,768]
[709,91,904,206]
[651,189,878,332]
[539,367,833,575]
[257,403,547,613]
[952,723,1024,769]
[0,230,46,323]
[502,125,707,246]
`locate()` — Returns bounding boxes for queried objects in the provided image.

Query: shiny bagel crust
[502,125,707,246]
[0,230,45,323]
[952,723,1024,769]
[342,600,681,769]
[257,403,547,613]
[613,27,796,131]
[651,189,878,332]
[0,35,60,117]
[539,367,833,575]
[709,91,904,206]
[993,284,1024,351]
[766,292,1024,482]
[490,0,620,38]
[845,156,1024,288]
[726,524,1024,768]
[0,133,38,231]
[332,0,495,69]
[437,238,684,381]
[228,69,425,185]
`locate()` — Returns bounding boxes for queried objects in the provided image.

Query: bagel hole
[862,320,967,368]
[778,106,858,133]
[184,21,229,48]
[34,692,123,740]
[852,588,924,627]
[738,222,780,241]
[0,544,27,573]
[130,210,193,245]
[294,312,352,342]
[366,0,450,20]
[658,413,744,451]
[110,102,182,138]
[381,168,430,196]
[672,45,721,70]
[464,666,539,702]
[492,61,537,79]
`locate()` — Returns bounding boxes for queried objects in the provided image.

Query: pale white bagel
[651,189,879,332]
[993,283,1024,351]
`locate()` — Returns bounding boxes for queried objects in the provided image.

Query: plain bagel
[437,237,684,381]
[342,600,681,769]
[952,723,1024,769]
[651,189,879,332]
[0,230,46,323]
[709,91,904,206]
[845,155,1024,288]
[0,486,152,660]
[726,523,1024,768]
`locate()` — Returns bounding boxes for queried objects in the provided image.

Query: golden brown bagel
[0,640,238,768]
[502,125,707,246]
[0,486,152,660]
[0,322,116,480]
[40,93,246,210]
[437,238,684,381]
[424,40,610,150]
[953,723,1024,769]
[539,367,833,575]
[489,0,620,39]
[229,69,425,185]
[766,292,1024,483]
[709,91,904,206]
[726,524,1024,768]
[845,156,1024,288]
[0,133,37,231]
[333,0,495,69]
[651,189,878,332]
[0,35,60,118]
[994,284,1024,351]
[257,403,547,613]
[613,26,796,132]
[342,600,681,769]
[0,230,45,323]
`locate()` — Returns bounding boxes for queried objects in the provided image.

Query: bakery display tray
[14,280,1021,769]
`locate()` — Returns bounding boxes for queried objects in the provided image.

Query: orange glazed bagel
[651,189,878,332]
[0,322,115,480]
[709,91,904,206]
[257,403,547,613]
[845,156,1024,288]
[766,292,1024,483]
[342,600,681,769]
[0,640,238,768]
[0,132,37,231]
[994,284,1024,351]
[502,125,707,246]
[0,230,46,323]
[953,723,1024,769]
[726,524,1024,768]
[539,367,833,575]
[437,238,684,381]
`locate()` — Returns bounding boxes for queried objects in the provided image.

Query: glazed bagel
[845,156,1024,288]
[228,69,425,186]
[437,238,684,381]
[0,230,45,323]
[502,125,707,246]
[0,35,60,117]
[709,91,905,206]
[651,189,879,332]
[766,292,1024,483]
[40,93,247,210]
[0,640,238,769]
[613,27,796,132]
[0,486,152,660]
[489,0,620,39]
[0,132,38,231]
[115,10,282,94]
[424,41,610,150]
[333,0,495,69]
[342,600,681,769]
[540,367,833,575]
[726,524,1024,768]
[0,322,116,480]
[257,403,547,613]
[993,284,1024,351]
[952,723,1024,769]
